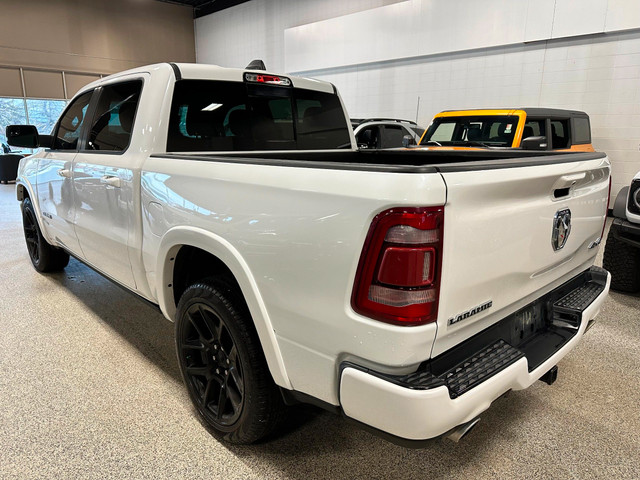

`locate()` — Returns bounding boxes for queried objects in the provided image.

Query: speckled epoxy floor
[1,183,639,479]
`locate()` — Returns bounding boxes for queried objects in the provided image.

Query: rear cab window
[572,117,591,145]
[167,79,351,152]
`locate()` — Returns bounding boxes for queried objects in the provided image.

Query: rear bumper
[339,266,610,442]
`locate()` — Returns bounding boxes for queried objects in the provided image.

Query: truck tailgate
[432,154,610,357]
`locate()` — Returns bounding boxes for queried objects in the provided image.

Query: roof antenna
[246,59,266,70]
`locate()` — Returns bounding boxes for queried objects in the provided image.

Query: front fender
[15,176,52,244]
[613,186,629,219]
[156,226,291,389]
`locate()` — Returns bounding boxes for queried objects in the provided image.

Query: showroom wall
[0,0,195,145]
[0,0,195,76]
[196,0,640,198]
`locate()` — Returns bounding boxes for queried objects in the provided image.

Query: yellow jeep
[416,108,594,152]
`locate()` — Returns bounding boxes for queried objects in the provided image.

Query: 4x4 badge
[552,209,571,251]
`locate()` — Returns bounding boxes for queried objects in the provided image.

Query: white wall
[196,0,640,198]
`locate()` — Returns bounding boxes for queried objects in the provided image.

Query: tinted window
[523,118,546,139]
[421,115,518,146]
[550,119,569,149]
[54,91,93,150]
[381,125,407,148]
[87,80,142,152]
[167,80,351,152]
[573,117,591,144]
[411,126,425,138]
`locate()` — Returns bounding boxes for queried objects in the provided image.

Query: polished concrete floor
[1,182,639,479]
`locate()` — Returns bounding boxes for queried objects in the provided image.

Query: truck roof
[80,62,335,96]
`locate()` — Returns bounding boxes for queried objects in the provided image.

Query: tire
[21,197,70,273]
[603,222,640,293]
[175,279,285,444]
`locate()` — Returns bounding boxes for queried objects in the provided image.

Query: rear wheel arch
[156,227,291,389]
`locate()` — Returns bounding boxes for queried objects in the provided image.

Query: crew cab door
[36,90,95,256]
[72,78,144,289]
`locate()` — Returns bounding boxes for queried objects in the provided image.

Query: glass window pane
[381,125,406,148]
[167,80,351,152]
[573,117,590,144]
[87,80,142,152]
[26,99,67,136]
[0,97,27,153]
[54,91,94,150]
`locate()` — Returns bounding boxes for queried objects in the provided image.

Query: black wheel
[175,280,285,444]
[21,197,70,272]
[603,222,640,293]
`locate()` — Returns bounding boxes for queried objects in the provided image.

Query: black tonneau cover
[152,150,606,174]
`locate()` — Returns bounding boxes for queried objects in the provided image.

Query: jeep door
[36,90,95,256]
[72,78,144,289]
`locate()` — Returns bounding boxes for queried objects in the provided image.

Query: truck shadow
[48,258,183,385]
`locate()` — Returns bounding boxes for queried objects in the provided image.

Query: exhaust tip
[446,417,481,443]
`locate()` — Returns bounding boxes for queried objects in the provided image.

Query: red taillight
[352,207,444,326]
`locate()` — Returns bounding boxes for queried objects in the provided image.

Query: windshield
[420,115,519,147]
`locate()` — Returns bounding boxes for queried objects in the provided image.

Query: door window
[522,119,546,140]
[87,80,142,152]
[381,125,407,148]
[53,91,93,150]
[355,126,379,149]
[550,119,570,149]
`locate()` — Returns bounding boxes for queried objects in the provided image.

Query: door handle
[101,175,122,188]
[57,168,71,178]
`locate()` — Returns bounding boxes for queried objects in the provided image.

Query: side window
[87,80,142,152]
[523,118,546,140]
[572,117,591,144]
[356,126,379,149]
[381,125,407,148]
[53,91,93,150]
[550,119,570,149]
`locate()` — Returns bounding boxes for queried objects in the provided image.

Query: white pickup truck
[8,63,611,446]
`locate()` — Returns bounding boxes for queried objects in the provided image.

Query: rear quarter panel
[140,157,446,404]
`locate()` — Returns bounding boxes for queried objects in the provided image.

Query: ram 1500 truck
[8,63,611,445]
[417,108,595,152]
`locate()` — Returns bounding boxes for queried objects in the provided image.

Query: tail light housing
[352,206,444,326]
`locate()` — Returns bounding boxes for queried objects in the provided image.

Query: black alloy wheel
[21,197,69,272]
[175,280,284,444]
[22,204,40,264]
[180,302,245,426]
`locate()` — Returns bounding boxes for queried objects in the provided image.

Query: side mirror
[5,125,54,149]
[520,135,548,150]
[402,135,416,147]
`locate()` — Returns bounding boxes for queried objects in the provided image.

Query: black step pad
[443,340,524,399]
[553,281,604,313]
